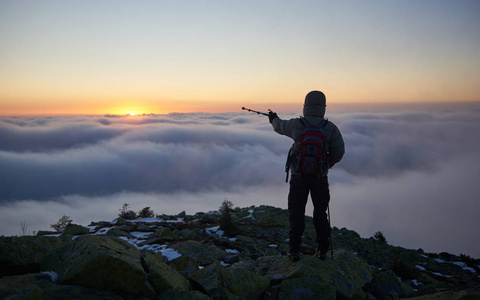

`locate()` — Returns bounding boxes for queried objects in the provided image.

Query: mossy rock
[171,241,226,266]
[155,227,178,240]
[0,236,69,277]
[169,255,199,275]
[41,235,156,299]
[0,273,122,300]
[364,269,414,299]
[227,264,270,299]
[188,261,233,299]
[142,251,189,293]
[61,224,90,236]
[255,251,372,299]
[252,206,289,227]
[277,277,336,300]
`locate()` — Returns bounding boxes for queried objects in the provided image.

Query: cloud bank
[1,105,479,257]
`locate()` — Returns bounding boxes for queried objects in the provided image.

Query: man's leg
[288,175,309,255]
[311,176,331,257]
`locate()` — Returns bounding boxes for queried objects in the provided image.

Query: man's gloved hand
[268,111,278,123]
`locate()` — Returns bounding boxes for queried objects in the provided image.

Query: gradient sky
[1,0,480,115]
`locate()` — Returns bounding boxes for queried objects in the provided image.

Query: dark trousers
[288,175,331,252]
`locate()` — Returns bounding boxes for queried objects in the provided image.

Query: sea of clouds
[1,104,479,257]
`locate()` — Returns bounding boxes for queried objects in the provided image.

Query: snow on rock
[41,271,58,282]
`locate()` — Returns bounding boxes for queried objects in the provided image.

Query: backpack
[287,118,328,179]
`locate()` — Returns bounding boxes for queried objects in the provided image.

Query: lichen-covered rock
[171,240,226,266]
[277,277,336,300]
[146,227,178,242]
[0,273,122,300]
[42,235,156,299]
[364,269,414,299]
[255,251,372,299]
[188,261,233,299]
[142,251,189,293]
[61,224,90,236]
[228,264,270,299]
[251,205,289,227]
[188,260,269,299]
[0,236,69,277]
[169,255,200,276]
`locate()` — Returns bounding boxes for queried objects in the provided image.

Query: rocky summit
[1,205,479,299]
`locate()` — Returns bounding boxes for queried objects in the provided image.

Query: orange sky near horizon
[1,1,479,116]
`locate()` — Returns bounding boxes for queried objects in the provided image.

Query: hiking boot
[287,251,302,262]
[315,249,328,260]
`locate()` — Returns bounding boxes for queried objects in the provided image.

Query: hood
[303,91,326,118]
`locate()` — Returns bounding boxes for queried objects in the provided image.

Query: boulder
[227,263,270,299]
[171,240,226,266]
[61,224,90,236]
[0,273,122,300]
[142,251,189,294]
[188,260,269,299]
[0,236,68,277]
[42,235,156,299]
[188,261,233,299]
[169,256,200,276]
[255,251,372,299]
[277,277,336,300]
[364,270,414,299]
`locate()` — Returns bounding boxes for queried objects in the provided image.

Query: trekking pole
[328,203,334,260]
[241,107,271,116]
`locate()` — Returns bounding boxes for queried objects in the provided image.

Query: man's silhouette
[269,91,345,260]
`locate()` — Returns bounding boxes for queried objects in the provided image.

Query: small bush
[138,207,155,218]
[374,231,387,243]
[51,215,72,232]
[219,198,240,237]
[119,203,137,220]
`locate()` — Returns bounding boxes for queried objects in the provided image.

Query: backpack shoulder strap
[299,117,310,128]
[318,119,328,128]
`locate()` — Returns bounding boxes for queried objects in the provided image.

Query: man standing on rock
[269,91,345,261]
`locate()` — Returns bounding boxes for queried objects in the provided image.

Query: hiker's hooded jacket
[271,91,345,176]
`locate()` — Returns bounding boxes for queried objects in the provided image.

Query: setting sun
[129,112,136,116]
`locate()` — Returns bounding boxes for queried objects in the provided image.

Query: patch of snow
[160,247,182,261]
[451,261,476,273]
[72,235,80,240]
[85,225,97,232]
[269,244,278,248]
[243,209,255,220]
[433,259,477,274]
[411,279,423,286]
[161,218,184,223]
[415,265,426,271]
[41,271,58,282]
[126,217,160,223]
[205,226,220,235]
[130,231,152,239]
[229,237,236,242]
[95,227,111,235]
[44,234,62,237]
[432,272,452,278]
[226,249,239,254]
[220,261,230,267]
